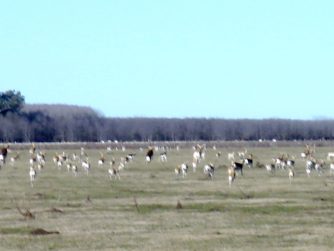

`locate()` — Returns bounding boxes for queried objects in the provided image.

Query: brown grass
[0,142,333,250]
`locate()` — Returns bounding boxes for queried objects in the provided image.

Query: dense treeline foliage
[101,117,334,142]
[1,103,334,142]
[0,90,25,115]
[0,89,333,142]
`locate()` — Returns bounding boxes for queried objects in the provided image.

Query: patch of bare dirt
[30,228,60,235]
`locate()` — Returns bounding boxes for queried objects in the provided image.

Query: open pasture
[0,142,334,250]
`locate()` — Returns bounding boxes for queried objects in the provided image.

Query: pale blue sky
[0,1,333,119]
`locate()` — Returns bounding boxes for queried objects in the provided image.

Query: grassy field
[0,143,333,251]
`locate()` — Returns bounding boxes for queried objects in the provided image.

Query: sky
[0,0,333,119]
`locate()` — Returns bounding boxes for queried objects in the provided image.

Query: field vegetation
[0,142,333,250]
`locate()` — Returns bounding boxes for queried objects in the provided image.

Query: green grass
[0,227,34,235]
[0,143,334,250]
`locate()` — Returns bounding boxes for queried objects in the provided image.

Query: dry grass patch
[0,144,334,250]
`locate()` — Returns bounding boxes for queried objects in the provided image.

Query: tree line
[1,90,334,142]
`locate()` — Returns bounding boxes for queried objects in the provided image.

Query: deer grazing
[288,168,295,184]
[232,161,244,176]
[227,152,235,161]
[175,163,188,178]
[228,166,236,186]
[82,159,91,175]
[0,145,9,164]
[301,144,315,159]
[327,152,334,161]
[98,153,105,167]
[10,152,20,166]
[203,163,215,179]
[330,163,334,176]
[146,147,154,163]
[160,152,167,162]
[108,167,120,180]
[266,163,275,174]
[29,166,37,187]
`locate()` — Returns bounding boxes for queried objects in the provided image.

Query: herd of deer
[0,143,334,187]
